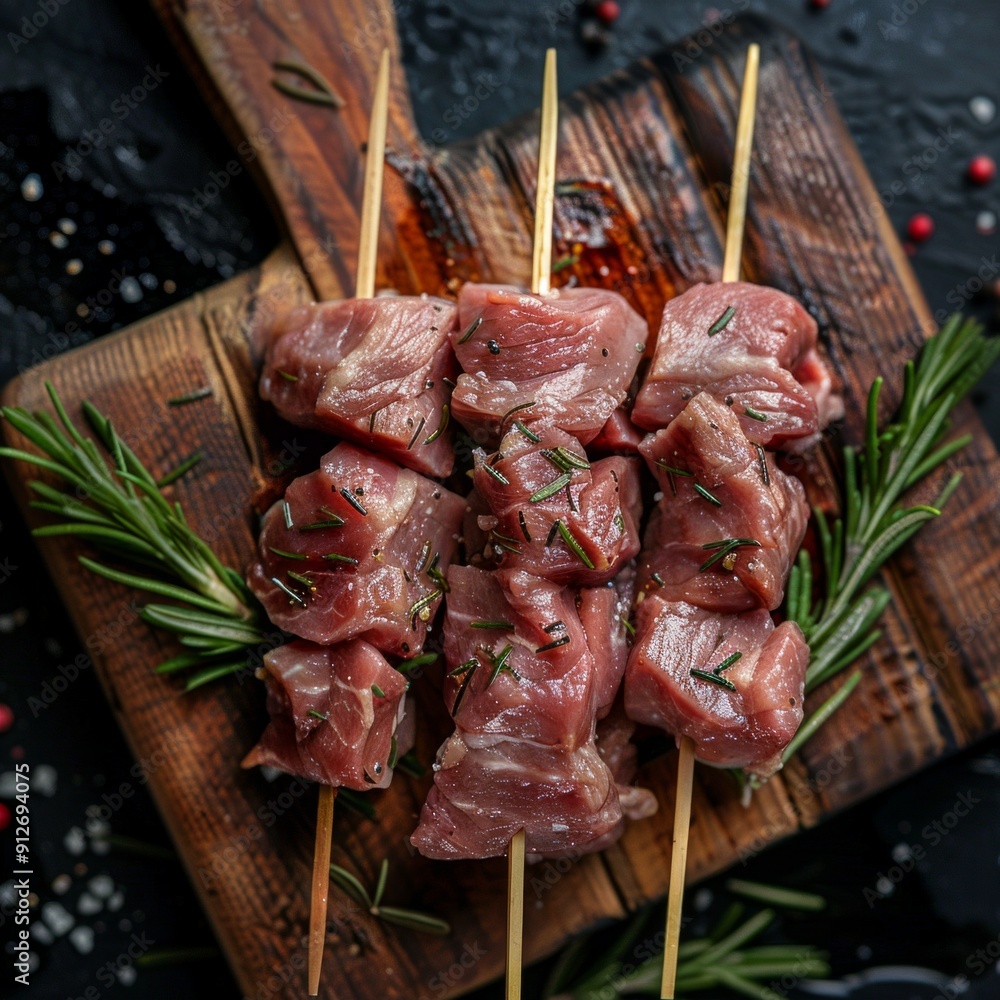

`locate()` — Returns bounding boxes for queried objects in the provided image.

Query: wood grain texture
[4,6,1000,999]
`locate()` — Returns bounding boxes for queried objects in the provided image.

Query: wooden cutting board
[4,4,1000,998]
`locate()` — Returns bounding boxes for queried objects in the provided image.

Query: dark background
[1,1,999,998]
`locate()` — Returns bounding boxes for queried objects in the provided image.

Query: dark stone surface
[0,1,997,998]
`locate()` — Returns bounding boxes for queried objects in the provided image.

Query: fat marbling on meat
[439,566,606,750]
[637,392,808,613]
[473,424,642,586]
[625,595,808,779]
[450,283,648,448]
[247,442,464,657]
[632,281,842,448]
[260,295,459,478]
[409,735,624,859]
[242,639,408,790]
[411,565,642,858]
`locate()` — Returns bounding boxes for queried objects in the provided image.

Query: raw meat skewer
[308,48,390,998]
[660,42,759,1000]
[506,48,558,1000]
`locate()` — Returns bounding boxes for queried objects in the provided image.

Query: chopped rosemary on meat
[329,860,450,936]
[530,472,572,503]
[693,482,722,506]
[613,512,625,532]
[487,339,501,355]
[743,404,769,422]
[541,446,590,472]
[408,589,443,627]
[423,403,450,444]
[416,539,433,574]
[276,369,299,381]
[299,507,345,530]
[281,501,294,529]
[518,510,532,541]
[536,635,570,653]
[450,662,477,716]
[485,643,517,686]
[699,537,761,572]
[654,459,693,496]
[458,315,482,344]
[448,658,478,677]
[499,400,536,432]
[714,651,742,673]
[707,305,736,336]
[406,416,426,450]
[514,420,540,442]
[321,552,359,565]
[481,462,510,485]
[272,576,307,607]
[543,620,566,633]
[755,443,770,485]
[470,620,514,630]
[287,570,314,589]
[690,668,737,692]
[619,616,635,637]
[371,684,386,698]
[339,487,368,515]
[555,519,596,569]
[308,709,329,721]
[268,546,307,561]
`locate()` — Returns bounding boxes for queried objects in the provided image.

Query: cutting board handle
[156,0,425,300]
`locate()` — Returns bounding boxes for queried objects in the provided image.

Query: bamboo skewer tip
[355,47,391,301]
[505,828,527,1000]
[660,42,760,1000]
[308,785,338,995]
[530,48,559,297]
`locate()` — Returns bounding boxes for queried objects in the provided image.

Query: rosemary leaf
[329,864,373,909]
[374,906,451,935]
[0,385,264,688]
[371,859,389,909]
[779,316,1000,764]
[724,879,825,912]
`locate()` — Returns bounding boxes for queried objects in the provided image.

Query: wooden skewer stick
[659,42,760,1000]
[506,826,526,1000]
[531,48,559,298]
[721,43,760,285]
[356,48,391,301]
[307,46,391,998]
[504,47,558,1000]
[308,786,337,995]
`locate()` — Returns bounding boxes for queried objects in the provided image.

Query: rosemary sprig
[784,316,1000,757]
[543,899,828,999]
[329,860,450,935]
[0,384,269,689]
